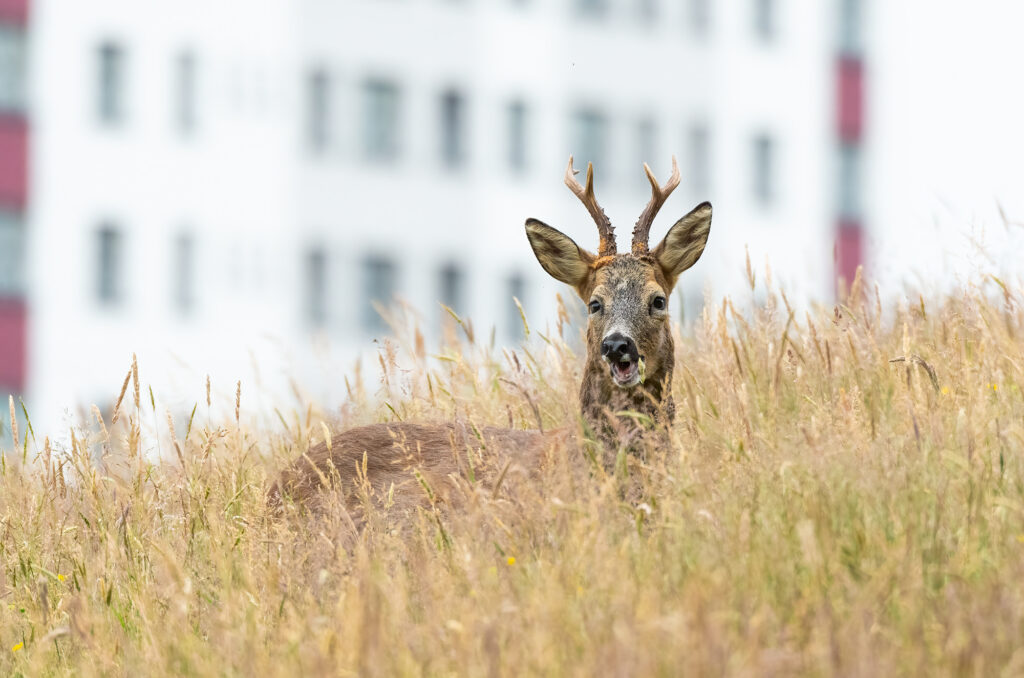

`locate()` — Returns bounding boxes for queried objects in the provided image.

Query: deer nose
[601,333,639,363]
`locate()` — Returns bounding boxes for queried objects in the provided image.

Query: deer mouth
[609,356,641,388]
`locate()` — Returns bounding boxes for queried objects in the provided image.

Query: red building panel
[0,115,28,209]
[837,56,863,143]
[0,0,29,24]
[836,219,864,290]
[0,297,27,392]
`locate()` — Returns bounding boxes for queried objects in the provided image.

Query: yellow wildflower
[507,557,516,566]
[57,574,65,582]
[11,642,23,652]
[941,386,949,396]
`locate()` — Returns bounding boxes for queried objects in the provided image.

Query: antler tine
[565,156,616,257]
[632,156,681,254]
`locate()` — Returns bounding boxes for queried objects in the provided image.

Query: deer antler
[631,156,681,254]
[565,156,616,257]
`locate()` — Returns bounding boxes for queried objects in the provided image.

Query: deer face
[585,256,675,388]
[525,158,711,392]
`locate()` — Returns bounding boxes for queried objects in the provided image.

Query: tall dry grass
[2,272,1024,677]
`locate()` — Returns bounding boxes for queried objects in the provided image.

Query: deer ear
[525,219,596,296]
[651,202,712,289]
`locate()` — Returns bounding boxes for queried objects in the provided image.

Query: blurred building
[1,0,862,430]
[6,0,1022,431]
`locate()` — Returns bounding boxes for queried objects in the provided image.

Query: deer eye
[650,296,667,313]
[588,299,603,315]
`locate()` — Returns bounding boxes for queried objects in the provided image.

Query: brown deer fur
[268,422,566,520]
[270,158,712,520]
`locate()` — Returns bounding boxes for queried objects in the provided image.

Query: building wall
[27,0,299,424]
[19,0,842,430]
[867,0,1024,295]
[0,0,28,401]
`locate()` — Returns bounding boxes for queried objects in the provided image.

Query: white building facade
[5,0,876,430]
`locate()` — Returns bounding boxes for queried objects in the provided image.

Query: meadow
[2,270,1024,677]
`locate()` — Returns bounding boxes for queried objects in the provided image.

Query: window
[440,89,466,168]
[0,26,26,113]
[689,0,711,35]
[506,100,528,172]
[363,79,400,161]
[97,42,126,124]
[837,143,861,220]
[96,225,123,305]
[575,0,608,17]
[688,123,710,196]
[678,283,705,327]
[306,68,330,153]
[838,0,862,54]
[0,212,24,296]
[637,0,657,21]
[635,118,656,187]
[754,0,776,41]
[571,108,608,173]
[506,273,526,340]
[439,262,464,315]
[752,134,775,205]
[305,247,327,327]
[174,51,197,134]
[362,255,396,333]
[173,232,195,315]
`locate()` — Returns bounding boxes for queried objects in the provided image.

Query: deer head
[525,157,712,440]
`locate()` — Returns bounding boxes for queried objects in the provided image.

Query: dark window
[679,282,705,327]
[0,211,24,296]
[363,79,400,160]
[506,273,526,340]
[506,100,528,172]
[173,232,195,314]
[440,89,466,167]
[635,118,656,186]
[689,0,711,34]
[688,123,710,196]
[305,248,327,327]
[96,225,123,304]
[306,68,330,153]
[175,51,197,134]
[97,42,126,124]
[637,0,657,21]
[0,26,27,113]
[362,255,397,333]
[576,0,608,17]
[439,262,464,315]
[837,143,861,220]
[571,108,608,173]
[753,134,775,205]
[754,0,776,40]
[838,0,862,54]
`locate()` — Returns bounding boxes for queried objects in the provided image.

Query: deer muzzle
[601,332,642,387]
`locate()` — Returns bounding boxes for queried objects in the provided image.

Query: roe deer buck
[270,157,712,517]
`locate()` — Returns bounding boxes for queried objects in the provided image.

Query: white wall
[23,0,846,431]
[28,0,300,427]
[868,0,1024,296]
